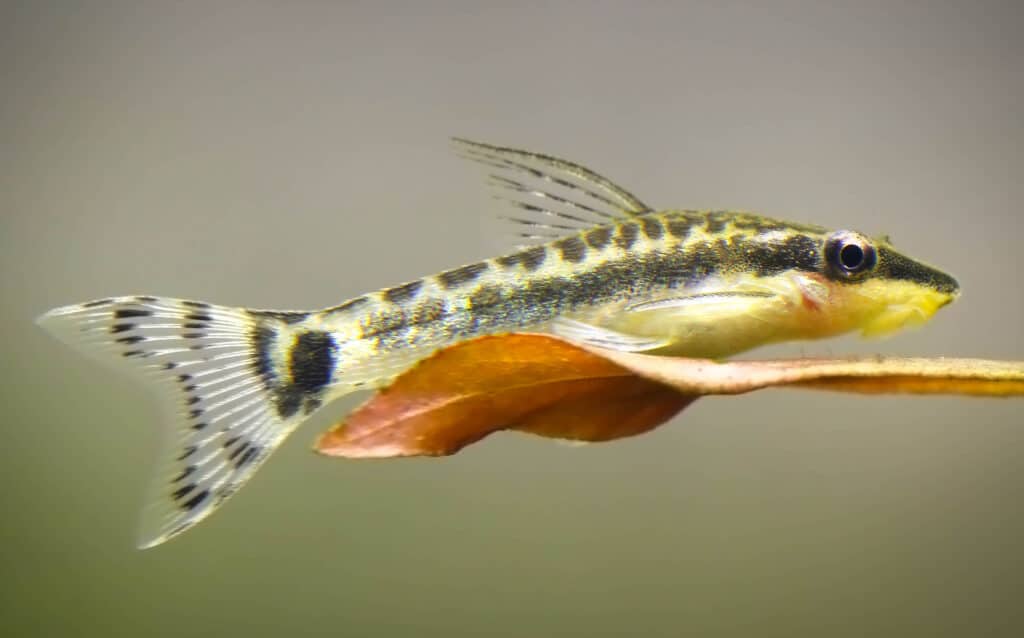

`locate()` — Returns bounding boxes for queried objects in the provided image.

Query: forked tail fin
[37,296,330,548]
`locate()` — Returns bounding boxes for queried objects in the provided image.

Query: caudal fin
[37,296,325,548]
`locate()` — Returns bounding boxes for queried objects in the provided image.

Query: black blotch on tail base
[252,323,338,420]
[274,391,303,419]
[289,332,336,395]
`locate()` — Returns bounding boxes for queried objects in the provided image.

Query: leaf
[590,350,1024,397]
[316,334,693,458]
[316,334,1024,459]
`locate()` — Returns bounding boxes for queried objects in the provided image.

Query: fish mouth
[860,288,958,337]
[934,272,961,299]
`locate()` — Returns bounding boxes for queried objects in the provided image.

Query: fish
[37,138,960,548]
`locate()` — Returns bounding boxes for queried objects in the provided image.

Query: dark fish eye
[825,231,877,278]
[839,243,865,270]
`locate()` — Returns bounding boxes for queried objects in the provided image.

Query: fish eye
[825,231,877,278]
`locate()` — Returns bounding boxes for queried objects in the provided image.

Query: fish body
[37,139,959,547]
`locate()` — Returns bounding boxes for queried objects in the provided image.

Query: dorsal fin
[453,138,652,242]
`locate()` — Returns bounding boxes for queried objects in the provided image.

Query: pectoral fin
[550,317,672,352]
[625,291,777,316]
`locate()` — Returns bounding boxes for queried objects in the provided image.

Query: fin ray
[625,291,777,314]
[37,296,319,548]
[550,317,672,352]
[453,138,652,242]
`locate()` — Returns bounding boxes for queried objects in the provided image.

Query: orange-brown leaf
[315,334,692,458]
[316,334,1024,459]
[591,349,1024,397]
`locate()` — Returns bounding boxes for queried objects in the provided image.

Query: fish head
[821,230,960,337]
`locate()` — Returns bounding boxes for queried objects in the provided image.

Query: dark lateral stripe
[734,234,821,276]
[382,280,424,304]
[641,216,664,240]
[615,222,639,250]
[555,236,587,263]
[437,262,489,289]
[364,232,829,345]
[585,226,613,249]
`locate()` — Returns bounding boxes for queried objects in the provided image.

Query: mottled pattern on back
[321,209,830,385]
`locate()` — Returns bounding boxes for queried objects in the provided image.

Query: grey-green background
[3,1,1023,636]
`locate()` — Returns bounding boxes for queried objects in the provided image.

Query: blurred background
[3,1,1023,636]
